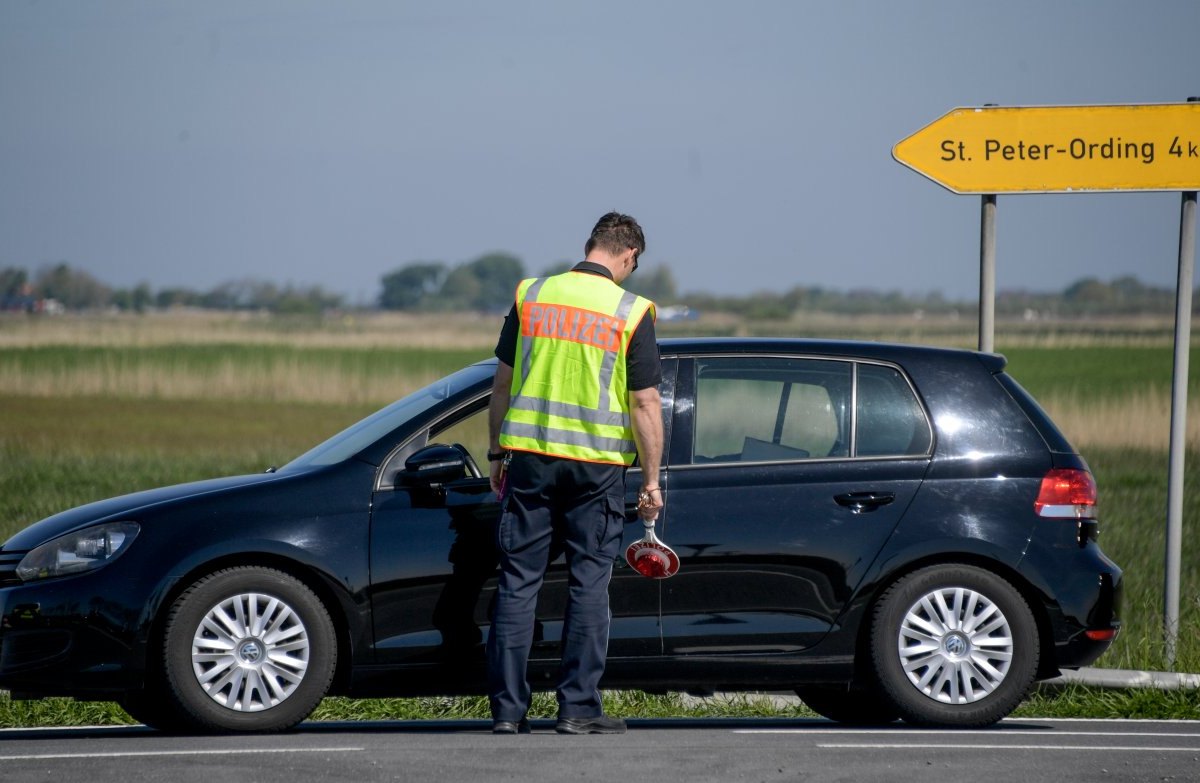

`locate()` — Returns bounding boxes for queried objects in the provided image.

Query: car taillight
[1034,468,1097,518]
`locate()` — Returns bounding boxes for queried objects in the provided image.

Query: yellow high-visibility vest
[499,271,655,465]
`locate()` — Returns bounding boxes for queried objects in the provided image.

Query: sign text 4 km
[893,103,1200,194]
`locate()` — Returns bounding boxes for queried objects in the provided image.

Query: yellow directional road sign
[893,103,1200,194]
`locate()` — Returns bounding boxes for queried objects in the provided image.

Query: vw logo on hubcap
[239,640,263,664]
[944,634,968,657]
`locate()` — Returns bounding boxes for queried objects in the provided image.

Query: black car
[0,339,1121,732]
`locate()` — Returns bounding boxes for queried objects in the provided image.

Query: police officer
[485,212,664,735]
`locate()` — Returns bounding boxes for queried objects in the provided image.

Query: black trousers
[485,451,626,721]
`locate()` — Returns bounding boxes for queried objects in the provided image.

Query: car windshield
[281,361,496,470]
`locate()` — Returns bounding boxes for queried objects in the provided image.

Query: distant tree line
[1,264,343,315]
[380,253,525,312]
[0,260,1193,319]
[683,275,1185,320]
[378,253,680,312]
[999,276,1178,317]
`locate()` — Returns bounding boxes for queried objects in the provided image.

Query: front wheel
[159,566,337,733]
[870,565,1039,727]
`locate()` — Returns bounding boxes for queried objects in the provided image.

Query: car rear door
[658,354,933,655]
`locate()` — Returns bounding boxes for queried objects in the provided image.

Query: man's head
[584,212,644,283]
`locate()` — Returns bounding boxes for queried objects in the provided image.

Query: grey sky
[2,0,1198,304]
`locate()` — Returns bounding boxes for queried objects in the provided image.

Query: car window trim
[850,361,860,458]
[671,452,934,472]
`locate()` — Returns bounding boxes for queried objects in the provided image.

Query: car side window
[692,357,851,464]
[431,403,490,464]
[855,363,932,457]
[377,397,489,489]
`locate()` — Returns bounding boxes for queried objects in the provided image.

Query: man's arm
[629,386,664,521]
[488,361,514,494]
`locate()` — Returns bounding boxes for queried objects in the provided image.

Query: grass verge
[4,686,1199,729]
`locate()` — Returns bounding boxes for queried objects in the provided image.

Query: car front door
[658,355,932,655]
[368,360,675,676]
[366,395,498,682]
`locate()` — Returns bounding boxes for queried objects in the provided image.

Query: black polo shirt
[494,262,662,392]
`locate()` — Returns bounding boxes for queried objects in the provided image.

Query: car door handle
[834,491,896,513]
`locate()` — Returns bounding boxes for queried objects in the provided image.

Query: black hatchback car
[0,339,1121,732]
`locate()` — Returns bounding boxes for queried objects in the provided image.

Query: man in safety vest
[485,212,664,735]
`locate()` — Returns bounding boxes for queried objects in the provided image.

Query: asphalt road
[2,718,1198,783]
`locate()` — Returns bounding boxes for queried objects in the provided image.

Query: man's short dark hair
[585,212,645,258]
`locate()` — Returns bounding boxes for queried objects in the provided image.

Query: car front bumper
[0,571,149,698]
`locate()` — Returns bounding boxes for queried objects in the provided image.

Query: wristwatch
[487,450,509,462]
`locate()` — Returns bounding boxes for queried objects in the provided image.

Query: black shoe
[492,718,532,734]
[555,715,627,735]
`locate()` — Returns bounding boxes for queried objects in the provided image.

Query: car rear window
[994,371,1077,454]
[856,364,933,457]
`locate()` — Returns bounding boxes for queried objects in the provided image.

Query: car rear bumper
[1046,569,1122,671]
[1018,531,1123,674]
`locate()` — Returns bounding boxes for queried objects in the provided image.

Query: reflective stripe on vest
[508,395,631,428]
[501,421,638,456]
[500,272,653,465]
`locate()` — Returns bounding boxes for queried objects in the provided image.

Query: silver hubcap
[897,586,1014,705]
[191,592,310,712]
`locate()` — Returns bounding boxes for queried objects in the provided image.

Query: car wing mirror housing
[400,443,467,487]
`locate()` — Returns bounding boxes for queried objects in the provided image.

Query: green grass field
[0,313,1196,725]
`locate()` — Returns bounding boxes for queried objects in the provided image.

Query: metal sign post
[1165,185,1196,669]
[979,194,997,353]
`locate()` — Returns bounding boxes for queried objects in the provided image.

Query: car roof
[656,337,1007,372]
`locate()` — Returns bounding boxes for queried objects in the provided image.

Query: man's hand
[637,486,663,522]
[490,458,505,496]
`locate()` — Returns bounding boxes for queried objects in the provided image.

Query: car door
[658,355,932,655]
[368,359,675,672]
[367,394,499,674]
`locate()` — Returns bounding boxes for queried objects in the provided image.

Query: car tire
[117,683,192,732]
[870,564,1038,727]
[794,684,900,725]
[160,566,336,733]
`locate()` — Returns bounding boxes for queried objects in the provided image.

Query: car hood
[3,471,301,551]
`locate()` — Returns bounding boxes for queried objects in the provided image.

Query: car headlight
[16,521,140,582]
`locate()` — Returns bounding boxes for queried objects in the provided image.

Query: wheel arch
[850,552,1059,684]
[143,552,358,697]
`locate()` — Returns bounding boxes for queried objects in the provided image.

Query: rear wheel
[870,565,1038,727]
[795,684,900,725]
[158,566,336,733]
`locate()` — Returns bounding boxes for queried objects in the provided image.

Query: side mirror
[400,443,468,487]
